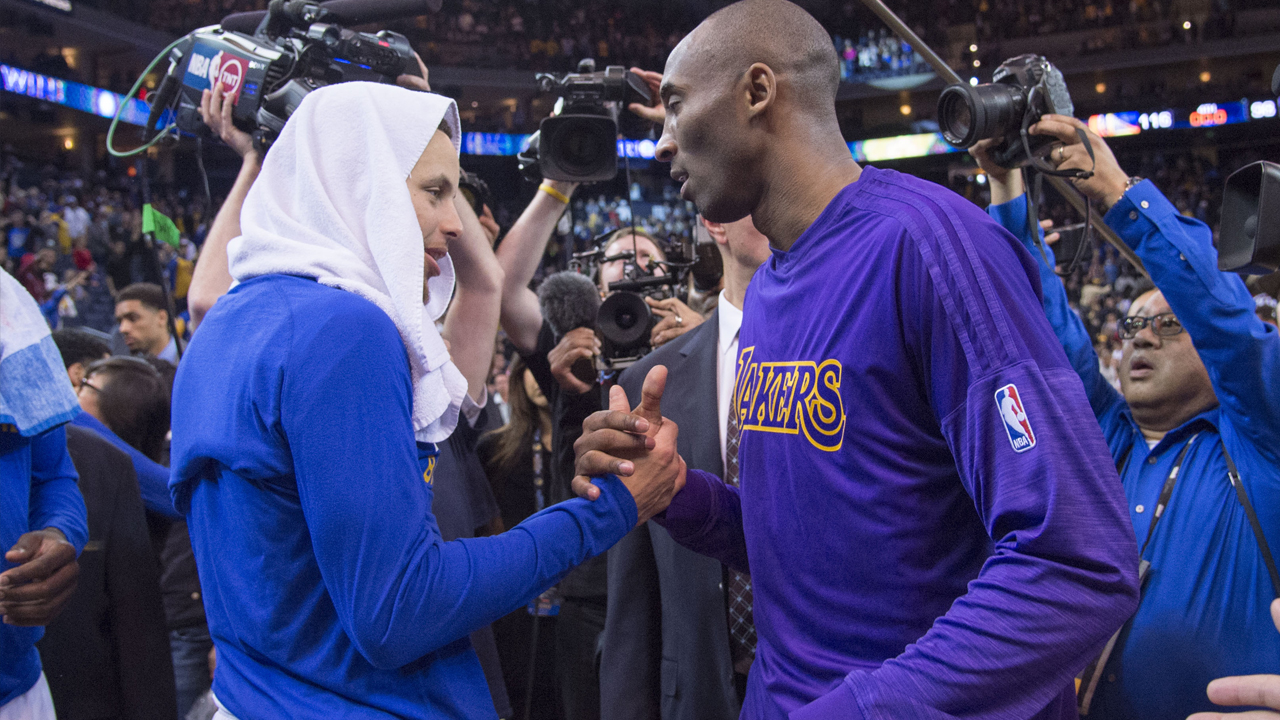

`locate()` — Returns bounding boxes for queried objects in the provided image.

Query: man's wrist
[1100,176,1142,212]
[41,527,67,542]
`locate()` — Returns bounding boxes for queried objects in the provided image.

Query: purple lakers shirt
[657,167,1139,720]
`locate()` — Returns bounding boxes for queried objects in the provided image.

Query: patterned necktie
[724,399,756,675]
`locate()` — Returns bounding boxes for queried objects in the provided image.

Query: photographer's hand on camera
[571,366,686,525]
[395,52,432,93]
[190,85,263,328]
[627,68,665,124]
[969,139,1023,204]
[200,85,258,161]
[1031,114,1131,210]
[646,296,703,347]
[549,327,601,395]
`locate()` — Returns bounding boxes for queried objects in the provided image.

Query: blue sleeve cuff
[592,474,638,531]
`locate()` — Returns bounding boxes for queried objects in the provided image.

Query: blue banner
[0,64,152,126]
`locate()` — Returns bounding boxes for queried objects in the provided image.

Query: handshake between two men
[570,366,686,525]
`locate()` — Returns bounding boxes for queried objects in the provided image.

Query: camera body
[572,230,697,369]
[151,1,417,150]
[938,54,1074,168]
[519,61,654,184]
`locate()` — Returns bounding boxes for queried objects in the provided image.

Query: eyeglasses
[78,378,102,394]
[1119,312,1185,340]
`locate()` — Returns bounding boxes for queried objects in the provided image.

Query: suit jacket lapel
[670,310,724,479]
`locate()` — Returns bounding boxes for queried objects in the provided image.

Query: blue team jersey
[169,274,636,719]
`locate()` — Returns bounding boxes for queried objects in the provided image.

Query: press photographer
[973,108,1280,720]
[497,210,702,720]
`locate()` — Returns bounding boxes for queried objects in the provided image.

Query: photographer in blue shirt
[974,114,1280,720]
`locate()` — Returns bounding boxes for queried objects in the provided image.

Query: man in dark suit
[38,425,176,719]
[600,216,771,720]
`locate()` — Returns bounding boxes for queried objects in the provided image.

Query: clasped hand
[571,365,687,526]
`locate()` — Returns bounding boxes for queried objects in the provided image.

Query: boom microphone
[314,0,443,24]
[220,0,441,35]
[538,271,600,336]
[220,10,267,33]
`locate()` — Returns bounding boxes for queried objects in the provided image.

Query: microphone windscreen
[538,271,601,337]
[220,10,267,33]
[318,0,443,24]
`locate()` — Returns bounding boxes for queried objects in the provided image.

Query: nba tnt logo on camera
[995,384,1036,453]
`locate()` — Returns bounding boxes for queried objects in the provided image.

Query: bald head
[680,0,840,112]
[655,0,859,241]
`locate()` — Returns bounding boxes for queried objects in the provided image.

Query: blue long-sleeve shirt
[658,166,1140,720]
[989,184,1280,720]
[169,274,636,719]
[0,424,88,706]
[70,412,180,519]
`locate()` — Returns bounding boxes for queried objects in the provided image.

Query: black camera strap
[1079,433,1280,714]
[1022,124,1098,277]
[1224,444,1280,598]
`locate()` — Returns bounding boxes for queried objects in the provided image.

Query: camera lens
[597,292,652,350]
[547,119,614,175]
[937,82,1027,149]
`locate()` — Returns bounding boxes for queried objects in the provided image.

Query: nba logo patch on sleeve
[994,383,1036,453]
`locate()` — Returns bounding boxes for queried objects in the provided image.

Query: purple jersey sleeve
[652,468,750,573]
[792,191,1140,719]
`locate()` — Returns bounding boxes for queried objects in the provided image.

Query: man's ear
[701,216,729,246]
[745,63,777,119]
[67,362,85,388]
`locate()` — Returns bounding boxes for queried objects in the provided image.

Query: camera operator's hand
[647,296,703,347]
[1030,114,1131,211]
[627,68,665,124]
[395,52,432,93]
[1040,219,1061,246]
[200,85,258,161]
[1188,599,1280,720]
[571,366,687,525]
[478,204,500,246]
[0,528,79,626]
[549,327,601,395]
[969,138,1022,205]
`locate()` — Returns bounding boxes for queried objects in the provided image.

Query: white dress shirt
[715,290,743,469]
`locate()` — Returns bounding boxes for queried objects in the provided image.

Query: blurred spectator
[39,424,177,720]
[114,283,181,364]
[70,355,210,719]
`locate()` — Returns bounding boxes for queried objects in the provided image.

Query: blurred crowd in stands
[115,0,1275,79]
[1,150,205,336]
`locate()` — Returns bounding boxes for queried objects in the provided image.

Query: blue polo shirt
[989,183,1280,720]
[169,274,636,719]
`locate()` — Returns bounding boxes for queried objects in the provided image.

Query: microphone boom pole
[858,0,1147,277]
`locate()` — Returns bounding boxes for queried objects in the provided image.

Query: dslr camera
[518,60,654,184]
[142,0,427,150]
[937,54,1074,168]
